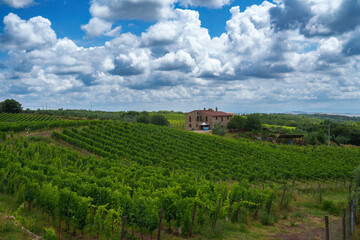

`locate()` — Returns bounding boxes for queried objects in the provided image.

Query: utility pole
[328,124,330,147]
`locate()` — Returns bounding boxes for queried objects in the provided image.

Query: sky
[0,0,359,113]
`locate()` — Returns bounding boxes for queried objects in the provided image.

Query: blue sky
[0,0,359,113]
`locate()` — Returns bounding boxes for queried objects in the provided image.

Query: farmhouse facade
[185,108,234,131]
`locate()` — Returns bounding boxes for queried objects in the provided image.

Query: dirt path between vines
[266,215,342,240]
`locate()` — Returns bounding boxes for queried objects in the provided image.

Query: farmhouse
[185,107,234,131]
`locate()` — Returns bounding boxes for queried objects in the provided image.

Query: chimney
[203,107,206,110]
[216,107,218,112]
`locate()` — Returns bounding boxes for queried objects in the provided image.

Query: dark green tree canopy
[245,114,262,131]
[227,115,246,130]
[1,99,22,113]
[150,115,169,126]
[137,114,150,124]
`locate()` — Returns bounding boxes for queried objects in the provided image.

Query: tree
[150,115,169,126]
[1,99,22,113]
[245,114,262,131]
[137,114,150,124]
[227,115,246,130]
[212,123,226,136]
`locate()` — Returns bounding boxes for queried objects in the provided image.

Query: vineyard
[52,121,360,181]
[0,113,359,239]
[0,113,89,132]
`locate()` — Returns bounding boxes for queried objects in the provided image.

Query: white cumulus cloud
[1,1,360,112]
[0,13,56,50]
[2,0,34,8]
[81,17,121,38]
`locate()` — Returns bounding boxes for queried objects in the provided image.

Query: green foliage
[1,121,360,239]
[0,131,6,141]
[150,115,170,126]
[245,114,262,131]
[227,115,246,130]
[39,183,59,217]
[44,227,58,240]
[1,99,22,113]
[321,200,341,215]
[212,123,226,136]
[260,210,274,226]
[260,113,360,146]
[104,208,122,236]
[74,196,92,231]
[94,205,107,234]
[136,114,150,124]
[0,220,18,234]
[24,181,40,210]
[353,165,360,190]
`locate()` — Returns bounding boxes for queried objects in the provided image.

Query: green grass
[154,113,185,121]
[263,124,296,130]
[0,219,32,240]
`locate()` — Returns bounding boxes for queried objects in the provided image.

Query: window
[206,116,208,122]
[216,117,218,120]
[227,116,229,120]
[200,116,202,122]
[189,116,191,122]
[197,116,199,121]
[189,123,192,128]
[196,123,198,127]
[221,117,223,121]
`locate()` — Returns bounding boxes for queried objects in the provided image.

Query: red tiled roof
[203,111,233,117]
[186,109,234,117]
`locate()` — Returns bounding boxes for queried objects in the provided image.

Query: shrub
[137,115,150,124]
[44,227,58,240]
[150,115,169,126]
[212,123,226,136]
[321,200,341,215]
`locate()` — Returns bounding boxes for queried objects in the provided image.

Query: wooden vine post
[254,195,261,219]
[121,216,126,240]
[291,177,296,193]
[268,192,274,214]
[342,208,346,240]
[349,201,353,240]
[349,184,352,198]
[213,198,222,229]
[280,187,287,208]
[236,196,242,222]
[189,202,197,237]
[325,216,329,240]
[157,209,163,240]
[1,172,4,194]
